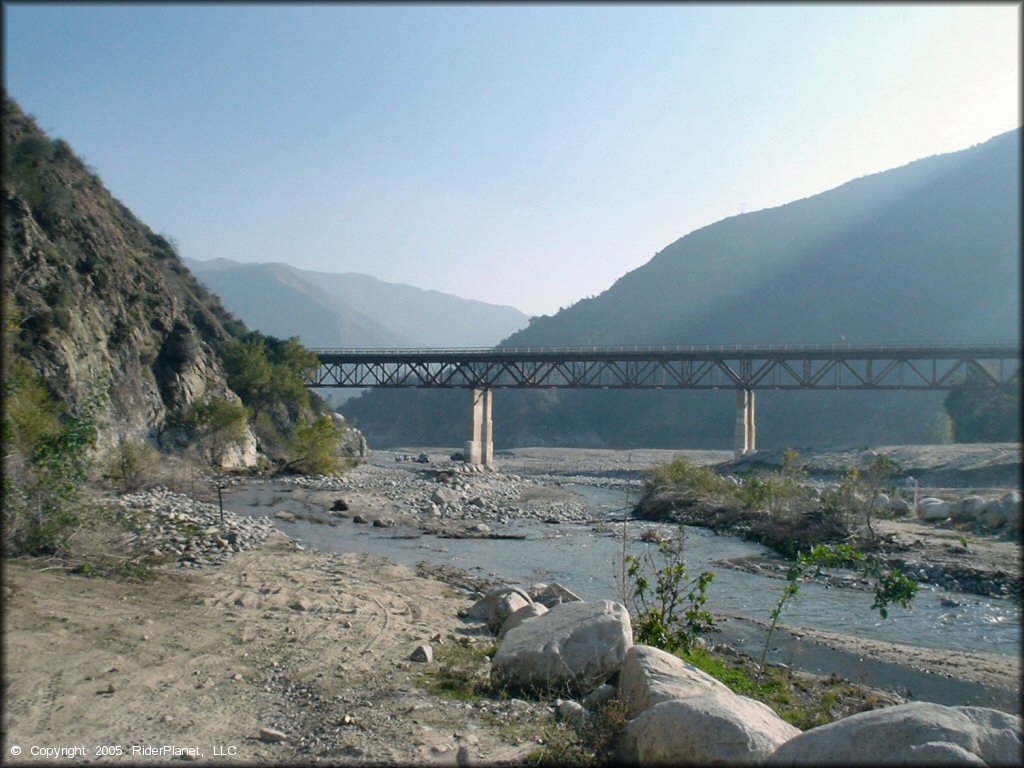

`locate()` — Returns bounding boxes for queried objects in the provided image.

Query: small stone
[411,644,433,663]
[259,727,288,743]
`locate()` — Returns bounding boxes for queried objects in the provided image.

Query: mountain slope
[185,258,530,349]
[342,129,1020,450]
[506,129,1019,347]
[184,259,407,348]
[3,96,254,460]
[299,270,529,348]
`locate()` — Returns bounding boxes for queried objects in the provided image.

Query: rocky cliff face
[3,96,257,465]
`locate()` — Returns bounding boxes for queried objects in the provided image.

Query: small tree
[758,543,918,677]
[820,467,861,530]
[624,534,715,654]
[943,367,1020,443]
[221,337,275,418]
[3,381,102,557]
[183,397,249,468]
[736,449,808,520]
[284,415,344,475]
[860,455,900,539]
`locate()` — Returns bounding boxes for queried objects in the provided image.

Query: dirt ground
[2,533,549,766]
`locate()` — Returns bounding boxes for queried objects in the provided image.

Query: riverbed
[218,447,1021,712]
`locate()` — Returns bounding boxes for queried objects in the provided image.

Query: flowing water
[220,472,1021,712]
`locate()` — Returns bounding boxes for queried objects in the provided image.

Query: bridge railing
[310,341,1021,356]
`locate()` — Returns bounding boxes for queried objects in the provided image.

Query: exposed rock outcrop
[3,97,257,467]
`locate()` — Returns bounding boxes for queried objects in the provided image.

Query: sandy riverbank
[3,533,549,765]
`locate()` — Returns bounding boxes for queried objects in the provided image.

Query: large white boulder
[431,486,460,506]
[618,693,801,765]
[978,499,1008,531]
[917,498,952,521]
[498,601,548,639]
[767,702,1022,765]
[886,497,912,516]
[958,495,987,517]
[464,585,532,622]
[618,644,731,718]
[490,600,632,695]
[530,581,583,608]
[488,592,531,634]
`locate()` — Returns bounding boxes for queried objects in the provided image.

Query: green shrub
[414,642,496,701]
[222,333,317,419]
[181,396,249,468]
[3,368,101,558]
[624,534,715,654]
[758,543,918,677]
[644,457,730,499]
[103,437,160,493]
[284,415,345,475]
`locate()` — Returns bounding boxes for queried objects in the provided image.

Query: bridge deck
[308,343,1020,390]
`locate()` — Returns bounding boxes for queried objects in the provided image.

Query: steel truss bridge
[307,343,1020,464]
[309,343,1020,392]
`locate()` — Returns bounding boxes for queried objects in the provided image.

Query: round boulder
[767,702,1021,765]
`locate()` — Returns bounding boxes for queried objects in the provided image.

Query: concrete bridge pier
[464,388,494,466]
[735,388,756,458]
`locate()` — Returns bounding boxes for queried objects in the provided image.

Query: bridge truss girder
[308,345,1021,392]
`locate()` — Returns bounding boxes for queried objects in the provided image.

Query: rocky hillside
[343,130,1020,450]
[2,96,255,462]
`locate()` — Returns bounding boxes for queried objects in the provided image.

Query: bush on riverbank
[633,453,905,558]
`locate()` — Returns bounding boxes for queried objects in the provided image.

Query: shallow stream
[220,472,1021,713]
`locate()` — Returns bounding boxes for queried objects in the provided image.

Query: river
[218,456,1021,713]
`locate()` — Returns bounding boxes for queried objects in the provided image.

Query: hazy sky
[4,3,1020,316]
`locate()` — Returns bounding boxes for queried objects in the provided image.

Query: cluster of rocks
[278,462,592,528]
[914,492,1021,532]
[881,556,1019,600]
[726,472,1022,535]
[118,487,274,568]
[447,585,1022,765]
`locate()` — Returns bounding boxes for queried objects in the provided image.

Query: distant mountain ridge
[185,258,530,349]
[341,129,1020,450]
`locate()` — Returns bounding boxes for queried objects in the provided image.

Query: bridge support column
[464,388,493,467]
[735,389,756,458]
